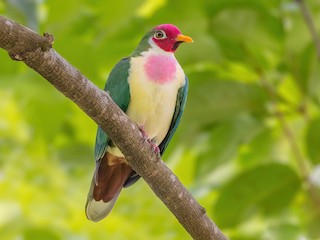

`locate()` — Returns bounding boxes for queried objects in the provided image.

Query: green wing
[158,76,188,155]
[94,58,131,161]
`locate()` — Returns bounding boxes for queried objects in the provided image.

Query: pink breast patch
[144,55,176,84]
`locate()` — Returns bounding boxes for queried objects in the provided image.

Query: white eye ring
[154,30,166,39]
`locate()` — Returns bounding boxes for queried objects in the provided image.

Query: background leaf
[213,163,300,228]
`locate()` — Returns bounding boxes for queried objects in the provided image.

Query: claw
[137,125,161,158]
[149,138,161,159]
[138,125,149,141]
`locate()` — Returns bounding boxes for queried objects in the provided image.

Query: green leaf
[306,117,320,164]
[213,163,300,228]
[184,76,268,133]
[205,0,284,61]
[237,127,276,167]
[195,114,263,178]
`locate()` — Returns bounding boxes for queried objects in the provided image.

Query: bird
[85,24,193,222]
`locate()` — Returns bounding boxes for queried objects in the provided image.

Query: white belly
[126,80,178,144]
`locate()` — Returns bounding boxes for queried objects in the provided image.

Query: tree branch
[0,16,227,240]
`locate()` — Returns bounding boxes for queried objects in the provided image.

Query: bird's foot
[138,125,149,141]
[148,138,161,159]
[138,125,161,158]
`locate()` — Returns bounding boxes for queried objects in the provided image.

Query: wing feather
[94,58,131,162]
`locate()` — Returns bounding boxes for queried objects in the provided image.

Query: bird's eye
[154,30,166,39]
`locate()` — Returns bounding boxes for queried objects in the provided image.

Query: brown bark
[0,16,227,240]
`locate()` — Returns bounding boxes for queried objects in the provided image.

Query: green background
[1,0,320,239]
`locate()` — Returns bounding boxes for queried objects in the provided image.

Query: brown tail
[86,152,132,221]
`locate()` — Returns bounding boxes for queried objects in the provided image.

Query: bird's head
[151,24,193,52]
[133,24,193,55]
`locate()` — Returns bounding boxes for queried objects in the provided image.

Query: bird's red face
[152,24,193,52]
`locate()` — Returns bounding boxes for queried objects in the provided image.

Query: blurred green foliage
[1,0,320,239]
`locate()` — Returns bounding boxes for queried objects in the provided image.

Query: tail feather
[85,179,121,222]
[85,152,132,221]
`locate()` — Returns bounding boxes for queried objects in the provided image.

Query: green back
[94,58,131,161]
[131,30,153,57]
